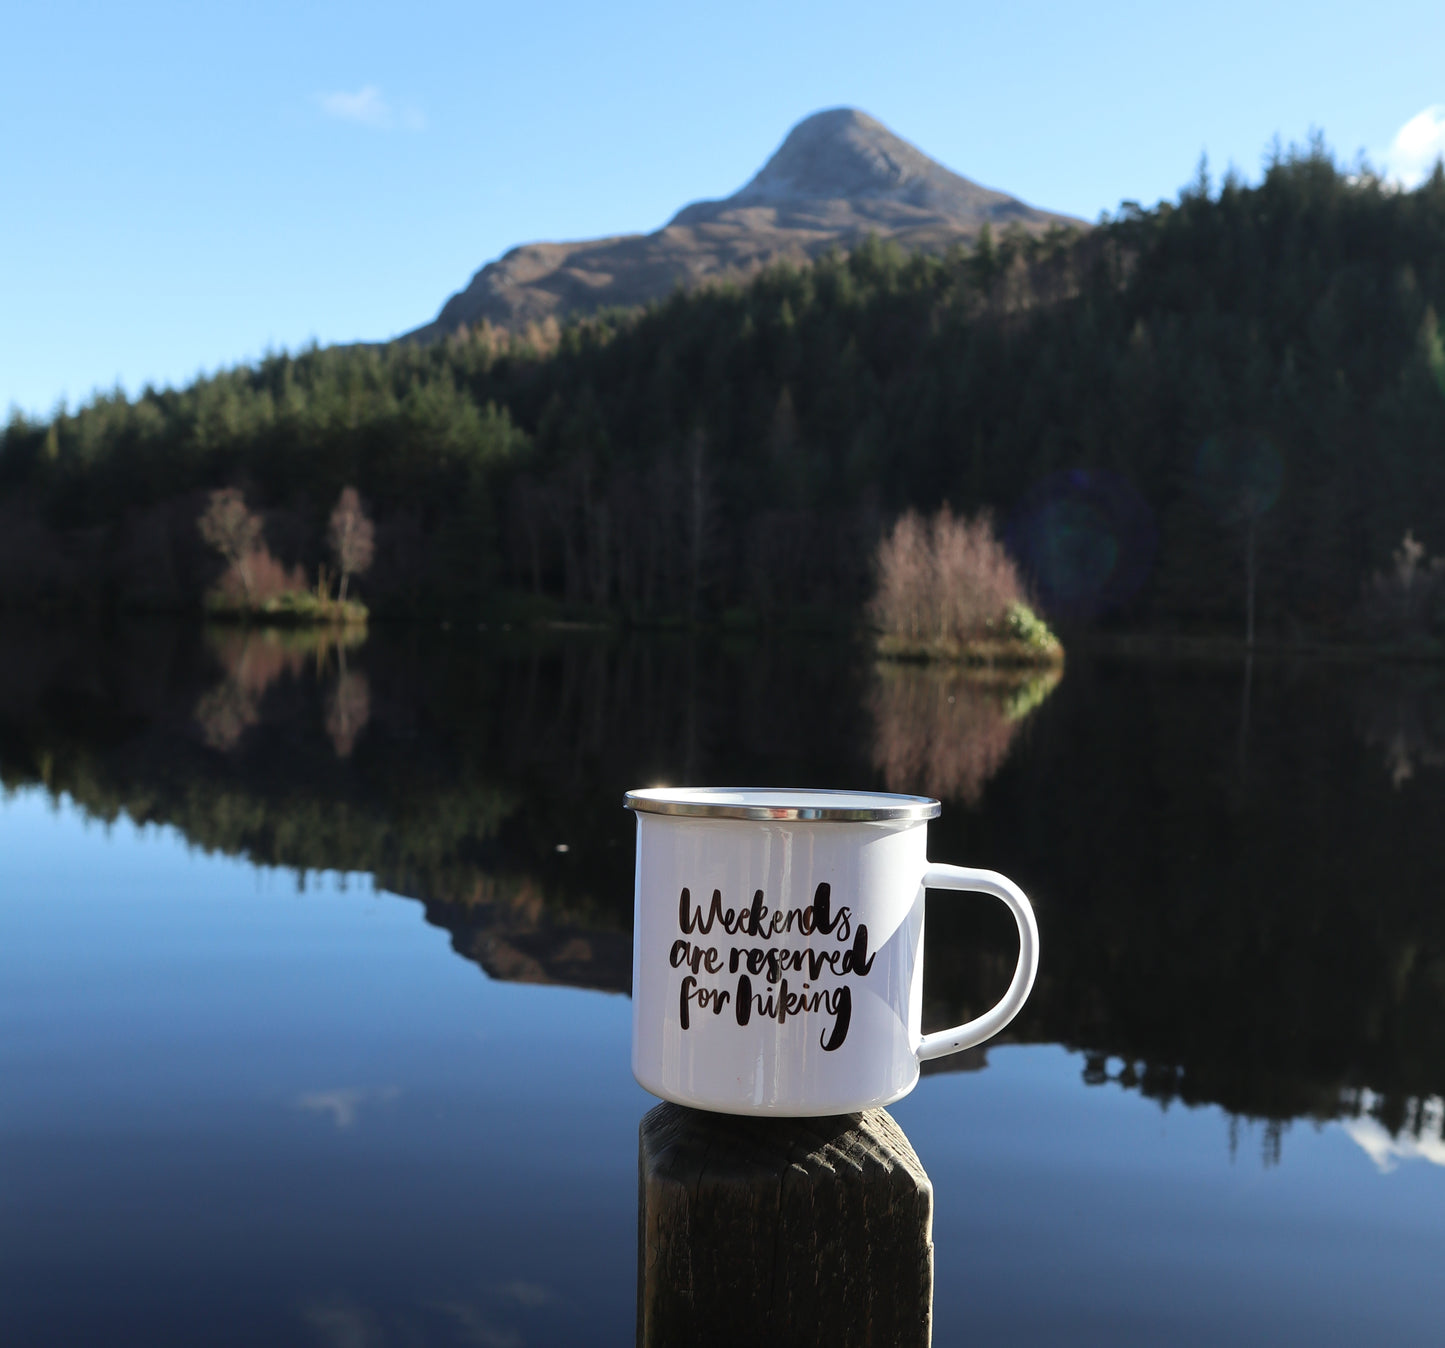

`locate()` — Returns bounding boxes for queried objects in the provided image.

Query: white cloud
[1383,106,1445,188]
[316,86,425,131]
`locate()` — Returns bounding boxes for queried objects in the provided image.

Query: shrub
[870,507,1060,662]
[1003,601,1061,653]
[1361,530,1445,642]
[205,547,307,612]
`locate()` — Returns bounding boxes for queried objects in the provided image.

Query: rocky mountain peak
[406,109,1082,339]
[669,108,1019,227]
[730,108,955,204]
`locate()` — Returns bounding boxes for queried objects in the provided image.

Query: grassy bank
[204,591,369,626]
[875,601,1064,666]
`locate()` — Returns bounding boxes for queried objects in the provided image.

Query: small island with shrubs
[199,485,374,626]
[870,507,1063,666]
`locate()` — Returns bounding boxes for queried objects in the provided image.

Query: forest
[4,139,1445,638]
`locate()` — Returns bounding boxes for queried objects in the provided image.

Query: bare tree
[198,488,263,604]
[327,487,375,603]
[931,507,1024,643]
[686,429,717,622]
[1363,529,1445,639]
[869,506,1025,647]
[869,510,932,642]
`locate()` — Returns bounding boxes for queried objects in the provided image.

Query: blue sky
[4,0,1444,417]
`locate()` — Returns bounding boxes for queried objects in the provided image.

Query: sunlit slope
[407,108,1080,337]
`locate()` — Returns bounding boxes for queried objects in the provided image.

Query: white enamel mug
[625,787,1039,1116]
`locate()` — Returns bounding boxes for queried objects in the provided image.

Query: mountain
[404,108,1082,339]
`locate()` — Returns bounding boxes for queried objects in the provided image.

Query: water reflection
[3,620,1445,1166]
[1356,665,1445,788]
[324,662,370,759]
[296,1086,401,1130]
[302,1288,550,1348]
[869,662,1061,803]
[195,625,369,755]
[421,871,632,993]
[1342,1092,1445,1172]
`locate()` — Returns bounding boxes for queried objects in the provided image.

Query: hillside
[406,108,1080,337]
[3,144,1444,641]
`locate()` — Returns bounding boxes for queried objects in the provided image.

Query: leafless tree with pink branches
[198,488,263,604]
[328,487,375,603]
[870,506,1027,649]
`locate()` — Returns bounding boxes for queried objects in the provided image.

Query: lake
[2,620,1443,1345]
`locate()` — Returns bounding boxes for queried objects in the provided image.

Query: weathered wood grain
[638,1102,933,1347]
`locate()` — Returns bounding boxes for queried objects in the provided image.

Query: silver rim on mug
[623,787,941,823]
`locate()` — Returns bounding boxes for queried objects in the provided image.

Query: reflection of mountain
[407,872,631,993]
[4,620,1445,1156]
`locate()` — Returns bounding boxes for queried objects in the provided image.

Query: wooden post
[638,1102,933,1348]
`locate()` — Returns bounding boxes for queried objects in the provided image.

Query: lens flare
[1008,470,1156,619]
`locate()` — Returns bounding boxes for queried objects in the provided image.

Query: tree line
[4,139,1445,636]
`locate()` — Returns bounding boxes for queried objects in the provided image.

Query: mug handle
[915,864,1040,1062]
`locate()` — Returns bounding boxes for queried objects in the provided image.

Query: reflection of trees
[869,663,1061,803]
[1356,668,1445,788]
[6,623,1445,1156]
[324,666,370,758]
[195,625,369,756]
[194,677,262,752]
[905,654,1445,1163]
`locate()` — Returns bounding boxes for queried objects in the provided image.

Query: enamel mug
[625,787,1039,1116]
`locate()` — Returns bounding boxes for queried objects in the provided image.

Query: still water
[1,621,1443,1345]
